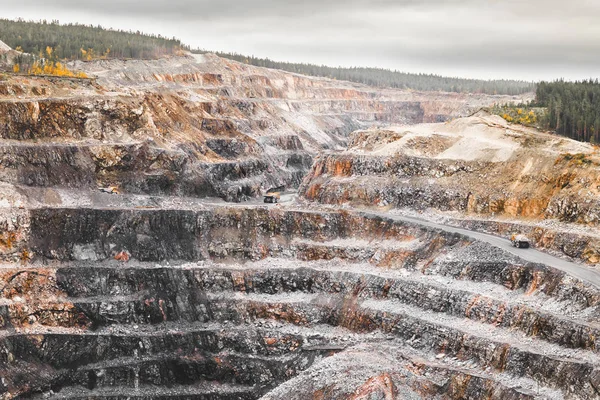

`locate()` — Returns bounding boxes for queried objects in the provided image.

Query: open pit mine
[0,49,599,400]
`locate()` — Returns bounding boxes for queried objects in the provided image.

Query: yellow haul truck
[510,234,530,248]
[263,192,281,203]
[264,185,284,204]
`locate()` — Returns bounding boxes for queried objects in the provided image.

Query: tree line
[535,80,600,143]
[4,19,597,144]
[0,19,535,95]
[196,50,535,96]
[0,18,186,61]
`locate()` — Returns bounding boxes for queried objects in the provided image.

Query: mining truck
[264,185,285,203]
[263,192,281,203]
[510,234,530,248]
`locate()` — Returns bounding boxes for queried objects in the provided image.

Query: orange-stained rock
[349,373,396,400]
[114,251,130,262]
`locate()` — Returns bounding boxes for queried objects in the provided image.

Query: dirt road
[365,211,600,289]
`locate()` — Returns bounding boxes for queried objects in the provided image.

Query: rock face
[2,53,598,399]
[1,205,600,399]
[299,112,600,262]
[0,54,525,202]
[0,40,21,70]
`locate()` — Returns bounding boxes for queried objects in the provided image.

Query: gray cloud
[1,0,599,80]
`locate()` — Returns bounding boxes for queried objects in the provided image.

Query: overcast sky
[2,0,599,81]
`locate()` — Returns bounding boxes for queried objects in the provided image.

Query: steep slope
[299,111,600,263]
[2,206,600,399]
[0,40,20,69]
[0,53,526,202]
[5,49,596,400]
[0,40,10,52]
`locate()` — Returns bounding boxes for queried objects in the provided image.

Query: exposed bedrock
[300,113,600,223]
[434,216,600,266]
[1,206,600,399]
[0,55,527,203]
[298,114,600,263]
[300,152,600,226]
[0,55,594,399]
[27,207,455,262]
[0,142,313,201]
[299,152,600,263]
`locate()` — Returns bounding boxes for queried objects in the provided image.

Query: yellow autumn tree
[27,60,88,78]
[80,47,94,61]
[28,61,44,75]
[12,64,20,73]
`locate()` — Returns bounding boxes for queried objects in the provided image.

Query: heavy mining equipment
[264,185,284,203]
[510,234,530,248]
[264,192,281,203]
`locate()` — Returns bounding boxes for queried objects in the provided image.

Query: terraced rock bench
[1,206,599,399]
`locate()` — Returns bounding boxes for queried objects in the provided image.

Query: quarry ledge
[0,204,591,289]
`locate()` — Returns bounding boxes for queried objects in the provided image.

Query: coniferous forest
[535,80,600,143]
[0,19,185,60]
[0,19,534,95]
[202,51,535,96]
